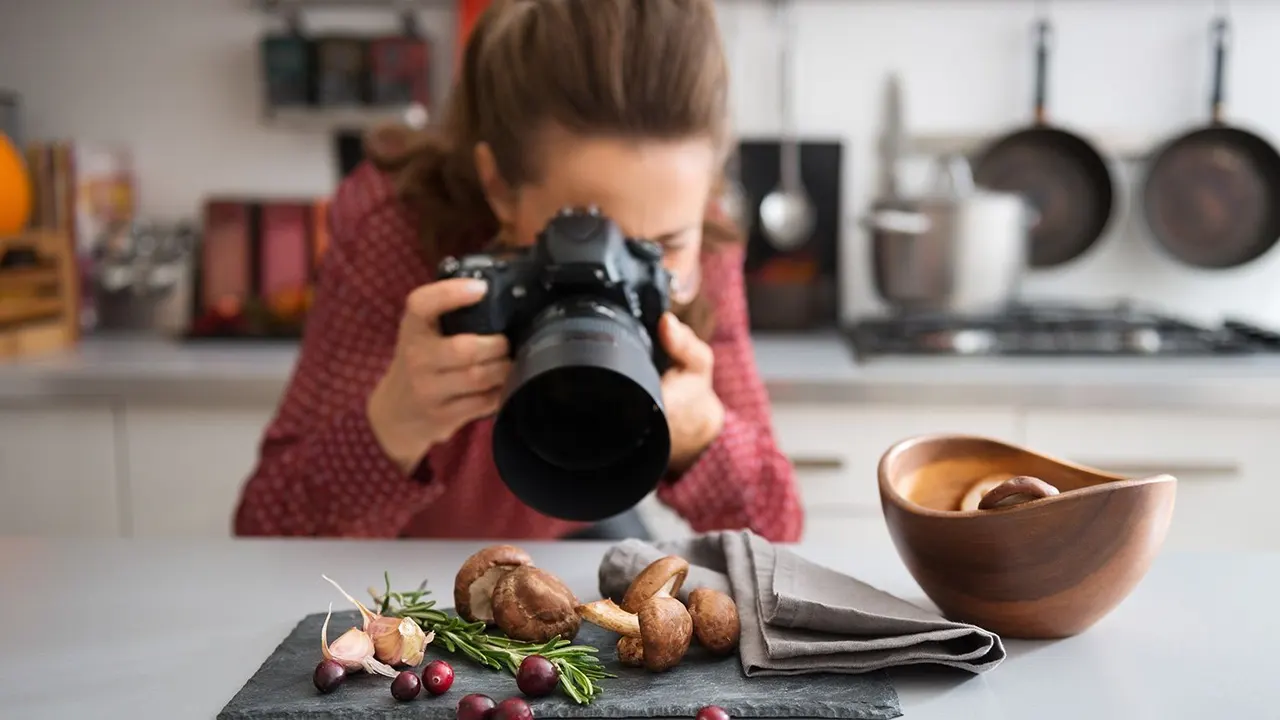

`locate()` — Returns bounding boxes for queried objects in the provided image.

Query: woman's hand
[658,313,726,473]
[367,278,512,473]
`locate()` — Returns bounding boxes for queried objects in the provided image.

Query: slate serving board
[219,610,902,720]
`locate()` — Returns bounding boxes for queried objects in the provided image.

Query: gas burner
[846,303,1280,358]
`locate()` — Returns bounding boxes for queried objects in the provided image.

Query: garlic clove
[320,603,398,678]
[369,615,432,667]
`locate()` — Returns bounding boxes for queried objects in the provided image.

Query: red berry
[515,655,559,697]
[423,659,455,695]
[457,693,497,720]
[312,660,345,694]
[391,670,422,701]
[696,706,731,720]
[492,697,534,720]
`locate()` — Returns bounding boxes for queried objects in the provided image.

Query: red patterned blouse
[232,162,804,541]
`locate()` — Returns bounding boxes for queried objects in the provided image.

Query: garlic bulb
[320,603,398,677]
[323,575,433,667]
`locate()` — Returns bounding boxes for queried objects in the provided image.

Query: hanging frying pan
[1140,16,1280,269]
[971,19,1116,269]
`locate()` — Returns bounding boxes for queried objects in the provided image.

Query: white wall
[4,0,1280,327]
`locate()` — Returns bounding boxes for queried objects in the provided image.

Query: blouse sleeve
[232,209,447,537]
[655,244,805,542]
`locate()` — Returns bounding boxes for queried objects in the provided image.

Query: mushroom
[687,587,740,655]
[454,544,534,624]
[579,597,693,672]
[616,636,644,667]
[620,555,690,613]
[491,566,582,643]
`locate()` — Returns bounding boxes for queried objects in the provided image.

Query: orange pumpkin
[0,132,32,237]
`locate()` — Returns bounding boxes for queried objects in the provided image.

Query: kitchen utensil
[219,610,901,720]
[758,0,815,251]
[1140,16,1280,269]
[971,18,1115,269]
[876,72,907,201]
[865,155,1032,314]
[878,434,1177,639]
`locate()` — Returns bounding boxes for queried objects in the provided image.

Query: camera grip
[435,258,503,336]
[438,302,499,336]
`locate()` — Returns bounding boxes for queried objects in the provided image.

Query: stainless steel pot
[866,155,1033,314]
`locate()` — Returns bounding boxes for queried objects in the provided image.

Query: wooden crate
[0,229,79,360]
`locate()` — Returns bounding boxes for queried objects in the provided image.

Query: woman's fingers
[441,387,505,425]
[403,278,489,328]
[433,358,512,402]
[428,333,510,371]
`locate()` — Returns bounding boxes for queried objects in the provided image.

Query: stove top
[847,302,1280,358]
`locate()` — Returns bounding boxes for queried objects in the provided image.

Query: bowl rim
[877,433,1178,519]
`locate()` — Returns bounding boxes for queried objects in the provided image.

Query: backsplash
[4,0,1280,326]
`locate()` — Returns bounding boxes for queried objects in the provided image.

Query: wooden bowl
[877,434,1177,639]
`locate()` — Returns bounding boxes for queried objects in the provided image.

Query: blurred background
[2,0,1280,551]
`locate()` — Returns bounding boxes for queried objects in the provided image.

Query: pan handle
[1032,19,1052,125]
[1210,16,1230,125]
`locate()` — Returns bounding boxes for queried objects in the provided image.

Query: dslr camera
[438,207,674,522]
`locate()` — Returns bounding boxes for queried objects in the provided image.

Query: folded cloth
[598,530,1006,676]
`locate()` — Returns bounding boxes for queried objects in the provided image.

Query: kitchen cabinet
[0,402,122,536]
[1023,410,1280,552]
[123,405,272,538]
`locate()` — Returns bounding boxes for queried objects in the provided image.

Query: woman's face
[476,128,718,304]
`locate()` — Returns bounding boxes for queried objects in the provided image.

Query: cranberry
[515,655,559,697]
[312,660,346,694]
[457,693,498,720]
[696,706,731,720]
[391,670,422,701]
[423,659,455,696]
[492,696,534,720]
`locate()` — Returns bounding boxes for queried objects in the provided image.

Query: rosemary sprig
[372,572,614,704]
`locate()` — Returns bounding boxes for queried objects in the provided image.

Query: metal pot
[865,155,1033,314]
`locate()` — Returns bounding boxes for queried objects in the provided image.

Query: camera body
[434,207,678,522]
[437,207,673,373]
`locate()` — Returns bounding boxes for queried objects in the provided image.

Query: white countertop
[4,332,1280,409]
[0,534,1272,719]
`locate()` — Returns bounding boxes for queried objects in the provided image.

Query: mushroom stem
[577,599,641,637]
[616,636,645,667]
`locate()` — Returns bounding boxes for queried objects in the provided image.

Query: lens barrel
[492,296,670,522]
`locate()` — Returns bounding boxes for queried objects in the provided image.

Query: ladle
[758,0,815,250]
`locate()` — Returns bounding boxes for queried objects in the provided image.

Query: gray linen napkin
[598,530,1006,676]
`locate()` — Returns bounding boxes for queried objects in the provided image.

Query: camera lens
[492,297,670,522]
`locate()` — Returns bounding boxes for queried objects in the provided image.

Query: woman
[233,0,803,542]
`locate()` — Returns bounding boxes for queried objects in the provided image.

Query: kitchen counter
[0,534,1272,719]
[3,333,1280,409]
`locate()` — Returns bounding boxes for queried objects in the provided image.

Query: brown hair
[367,0,742,339]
